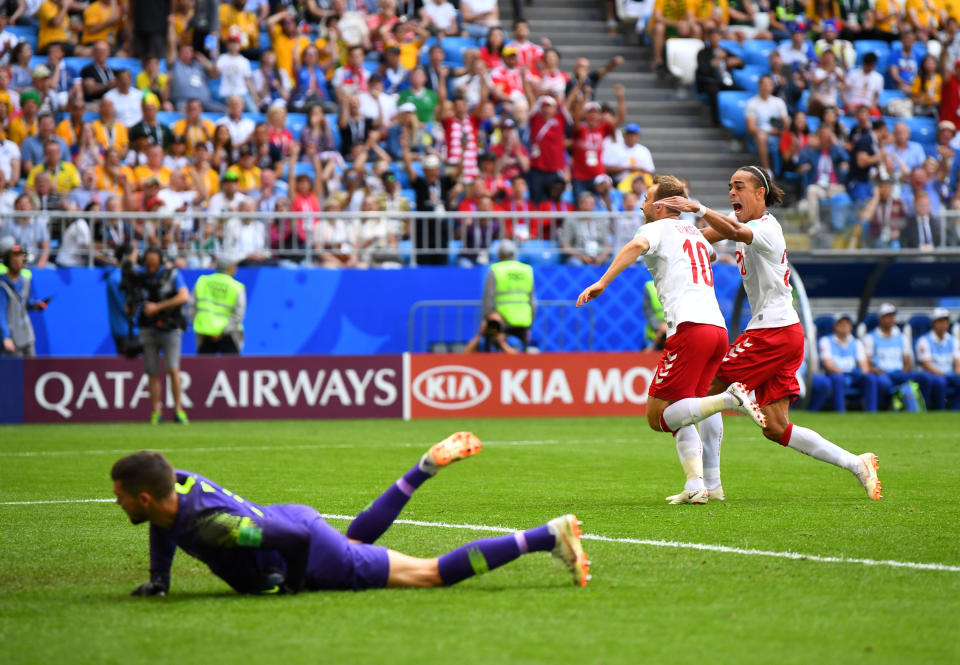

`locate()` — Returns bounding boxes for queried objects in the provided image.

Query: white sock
[662,393,735,431]
[675,425,705,491]
[786,425,860,474]
[699,413,723,489]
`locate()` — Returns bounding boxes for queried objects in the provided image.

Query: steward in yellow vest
[190,255,246,354]
[481,240,535,347]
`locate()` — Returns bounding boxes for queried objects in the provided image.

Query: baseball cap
[537,95,557,107]
[32,64,51,79]
[585,101,602,112]
[142,176,160,187]
[939,120,957,132]
[222,171,240,182]
[878,303,897,316]
[932,307,951,321]
[823,19,839,32]
[593,173,613,186]
[398,102,417,114]
[216,253,240,270]
[502,45,518,56]
[423,154,441,169]
[836,312,854,323]
[624,123,641,134]
[142,92,160,108]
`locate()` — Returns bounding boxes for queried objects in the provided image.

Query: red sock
[778,423,794,447]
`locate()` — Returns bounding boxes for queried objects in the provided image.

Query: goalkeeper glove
[131,575,169,597]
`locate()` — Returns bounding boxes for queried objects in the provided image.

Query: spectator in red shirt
[439,87,481,182]
[509,19,549,72]
[940,59,960,128]
[536,177,574,240]
[490,118,529,180]
[490,46,526,106]
[571,85,625,202]
[526,94,573,203]
[479,27,505,70]
[499,176,536,241]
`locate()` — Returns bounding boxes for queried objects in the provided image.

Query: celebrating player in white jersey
[576,175,766,505]
[659,166,882,501]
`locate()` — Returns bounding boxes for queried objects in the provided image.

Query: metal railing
[3,207,959,269]
[407,299,595,353]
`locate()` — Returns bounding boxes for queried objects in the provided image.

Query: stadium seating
[856,313,880,338]
[718,91,750,137]
[907,314,932,342]
[854,40,891,71]
[7,25,36,50]
[718,40,745,61]
[440,37,475,67]
[742,40,776,67]
[665,38,703,86]
[815,315,836,340]
[904,116,937,145]
[732,66,765,95]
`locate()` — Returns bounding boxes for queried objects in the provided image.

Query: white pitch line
[0,438,632,458]
[7,498,950,573]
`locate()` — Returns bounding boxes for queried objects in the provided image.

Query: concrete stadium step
[501,6,604,20]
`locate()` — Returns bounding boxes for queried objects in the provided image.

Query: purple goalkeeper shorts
[268,504,390,591]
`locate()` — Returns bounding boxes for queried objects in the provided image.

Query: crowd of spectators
[0,0,667,268]
[637,0,960,247]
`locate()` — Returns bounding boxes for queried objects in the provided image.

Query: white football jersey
[638,217,726,337]
[734,212,800,330]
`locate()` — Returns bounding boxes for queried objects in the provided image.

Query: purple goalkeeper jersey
[148,471,390,594]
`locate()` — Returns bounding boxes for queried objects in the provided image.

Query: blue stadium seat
[806,115,821,132]
[286,112,307,136]
[107,57,142,72]
[838,115,857,132]
[440,37,475,66]
[860,312,879,335]
[201,111,221,124]
[362,60,378,75]
[82,110,99,122]
[718,90,750,137]
[908,314,932,342]
[28,55,49,70]
[814,315,836,340]
[922,142,939,158]
[63,56,92,77]
[878,89,906,108]
[400,187,416,204]
[208,78,222,101]
[718,40,744,61]
[797,89,809,113]
[259,31,271,49]
[519,240,560,266]
[732,66,765,95]
[8,25,37,50]
[156,111,185,126]
[242,112,266,125]
[904,116,937,144]
[742,40,776,67]
[854,40,891,71]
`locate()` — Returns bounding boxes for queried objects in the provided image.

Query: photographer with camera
[105,243,142,357]
[0,237,49,358]
[464,312,523,354]
[133,247,190,425]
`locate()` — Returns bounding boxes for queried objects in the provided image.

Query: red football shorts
[648,322,728,402]
[716,322,804,407]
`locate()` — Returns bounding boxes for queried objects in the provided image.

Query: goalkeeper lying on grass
[111,433,589,596]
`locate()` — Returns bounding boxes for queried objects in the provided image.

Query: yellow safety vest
[491,260,534,328]
[193,272,244,337]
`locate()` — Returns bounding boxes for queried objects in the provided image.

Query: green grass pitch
[2,413,959,665]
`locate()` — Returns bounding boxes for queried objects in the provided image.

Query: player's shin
[780,424,861,473]
[661,392,739,431]
[437,527,554,585]
[345,464,432,543]
[675,425,706,491]
[699,413,723,490]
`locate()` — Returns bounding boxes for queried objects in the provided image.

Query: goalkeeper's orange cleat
[421,432,482,473]
[548,514,591,587]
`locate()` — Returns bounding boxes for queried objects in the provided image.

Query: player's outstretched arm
[657,196,753,243]
[576,236,649,307]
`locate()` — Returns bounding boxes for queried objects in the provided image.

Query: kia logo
[412,365,492,410]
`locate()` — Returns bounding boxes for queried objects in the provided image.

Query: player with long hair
[659,167,882,501]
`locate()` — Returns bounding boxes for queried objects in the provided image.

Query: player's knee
[646,406,665,432]
[762,424,785,443]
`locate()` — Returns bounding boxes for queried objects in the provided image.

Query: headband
[749,166,769,195]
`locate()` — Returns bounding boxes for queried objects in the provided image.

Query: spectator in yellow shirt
[9,90,42,147]
[38,0,93,56]
[172,98,216,157]
[268,11,313,77]
[225,144,261,193]
[133,144,172,189]
[873,0,905,36]
[82,0,125,52]
[651,0,699,72]
[913,54,943,115]
[26,140,81,192]
[694,0,729,30]
[55,96,86,155]
[185,142,221,199]
[136,57,172,110]
[91,96,130,154]
[220,0,260,57]
[95,147,136,194]
[906,0,945,37]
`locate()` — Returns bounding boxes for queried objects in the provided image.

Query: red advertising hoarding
[407,352,661,419]
[22,356,403,423]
